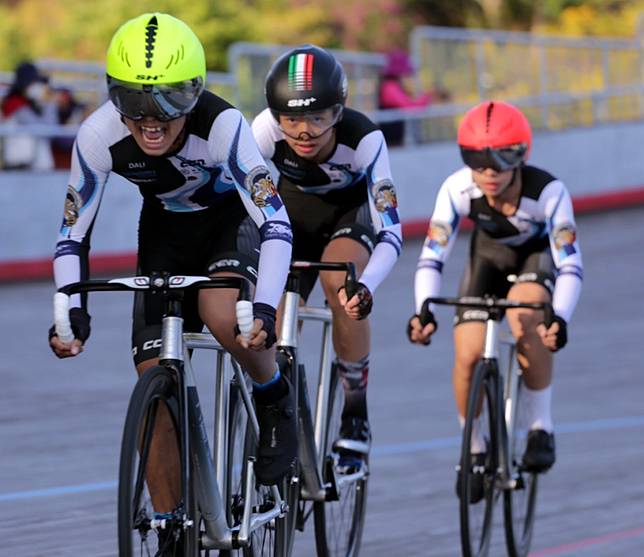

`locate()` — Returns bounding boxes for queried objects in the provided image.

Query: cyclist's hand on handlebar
[48,307,91,358]
[537,314,567,352]
[338,282,372,320]
[235,302,277,351]
[407,312,437,345]
[49,335,84,358]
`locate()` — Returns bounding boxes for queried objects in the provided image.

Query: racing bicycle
[421,295,553,557]
[54,272,292,556]
[278,261,369,557]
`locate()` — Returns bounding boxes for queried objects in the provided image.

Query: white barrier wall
[2,121,644,263]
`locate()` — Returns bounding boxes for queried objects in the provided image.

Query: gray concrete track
[1,207,643,556]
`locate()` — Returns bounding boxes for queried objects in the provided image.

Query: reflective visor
[275,104,343,140]
[460,144,527,172]
[107,76,204,121]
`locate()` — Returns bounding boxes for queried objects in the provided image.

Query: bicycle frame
[277,262,369,503]
[168,330,285,551]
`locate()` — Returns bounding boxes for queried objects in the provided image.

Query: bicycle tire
[459,360,498,557]
[503,377,539,557]
[118,364,201,556]
[223,378,291,557]
[313,363,368,557]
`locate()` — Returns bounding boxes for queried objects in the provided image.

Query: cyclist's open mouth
[140,124,167,148]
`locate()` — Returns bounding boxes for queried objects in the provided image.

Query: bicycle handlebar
[288,260,358,299]
[421,296,554,327]
[53,274,252,344]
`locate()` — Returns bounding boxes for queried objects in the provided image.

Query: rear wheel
[118,365,201,556]
[503,377,539,557]
[459,360,498,557]
[313,363,368,557]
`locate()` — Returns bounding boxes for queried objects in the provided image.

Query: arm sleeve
[53,121,112,309]
[352,130,402,294]
[209,109,292,309]
[414,178,466,313]
[250,108,280,160]
[543,181,583,322]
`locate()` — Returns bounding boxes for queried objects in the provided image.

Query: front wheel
[118,365,200,556]
[459,360,498,557]
[313,363,368,557]
[503,378,539,557]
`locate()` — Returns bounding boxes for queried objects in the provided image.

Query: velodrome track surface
[1,207,642,556]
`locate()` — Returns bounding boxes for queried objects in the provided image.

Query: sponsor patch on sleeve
[371,179,399,225]
[63,186,82,227]
[553,223,577,257]
[426,220,452,253]
[245,167,282,214]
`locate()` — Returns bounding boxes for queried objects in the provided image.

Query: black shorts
[131,196,259,365]
[454,231,555,326]
[279,177,376,301]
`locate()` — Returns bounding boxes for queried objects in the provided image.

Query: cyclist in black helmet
[252,44,403,470]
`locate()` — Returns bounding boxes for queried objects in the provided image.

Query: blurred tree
[403,0,487,27]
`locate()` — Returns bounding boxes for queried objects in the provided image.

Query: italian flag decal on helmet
[288,53,314,91]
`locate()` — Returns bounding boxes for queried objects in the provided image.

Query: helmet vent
[485,102,494,133]
[116,41,131,67]
[144,15,159,69]
[165,45,184,69]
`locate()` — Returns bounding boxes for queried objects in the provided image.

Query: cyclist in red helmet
[407,100,583,502]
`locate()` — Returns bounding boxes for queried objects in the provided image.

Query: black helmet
[265,44,348,119]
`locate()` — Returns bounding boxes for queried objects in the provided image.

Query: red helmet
[457,100,532,157]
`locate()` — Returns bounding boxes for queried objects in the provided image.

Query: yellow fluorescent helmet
[105,12,206,85]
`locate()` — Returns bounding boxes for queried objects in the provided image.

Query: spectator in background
[378,49,450,146]
[50,86,87,169]
[0,61,59,170]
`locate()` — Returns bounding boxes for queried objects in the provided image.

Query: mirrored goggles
[277,105,343,140]
[460,144,527,172]
[107,76,204,122]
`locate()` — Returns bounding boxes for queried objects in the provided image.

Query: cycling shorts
[279,177,376,301]
[454,230,555,326]
[132,195,259,365]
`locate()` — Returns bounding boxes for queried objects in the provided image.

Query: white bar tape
[53,292,75,344]
[235,300,253,340]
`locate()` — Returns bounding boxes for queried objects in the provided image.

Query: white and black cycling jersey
[415,165,583,322]
[251,107,402,294]
[54,91,292,309]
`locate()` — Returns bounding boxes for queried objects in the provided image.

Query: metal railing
[2,24,644,167]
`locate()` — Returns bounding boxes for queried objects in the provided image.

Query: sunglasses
[460,144,527,172]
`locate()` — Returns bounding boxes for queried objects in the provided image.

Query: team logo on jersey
[372,180,398,212]
[247,167,282,211]
[63,186,82,227]
[288,53,314,91]
[553,223,577,256]
[427,220,452,252]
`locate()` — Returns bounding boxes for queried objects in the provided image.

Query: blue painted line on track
[1,415,643,503]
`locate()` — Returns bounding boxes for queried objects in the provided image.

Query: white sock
[521,385,553,433]
[459,415,487,454]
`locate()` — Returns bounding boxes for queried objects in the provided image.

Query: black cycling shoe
[254,377,297,486]
[522,429,556,473]
[455,452,487,504]
[333,416,371,472]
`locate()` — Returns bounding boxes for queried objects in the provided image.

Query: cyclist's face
[124,115,187,156]
[471,167,516,198]
[278,109,337,160]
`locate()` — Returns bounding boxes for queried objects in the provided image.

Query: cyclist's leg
[199,205,297,485]
[506,259,556,471]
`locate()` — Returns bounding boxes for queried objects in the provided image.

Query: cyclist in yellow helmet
[48,12,297,538]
